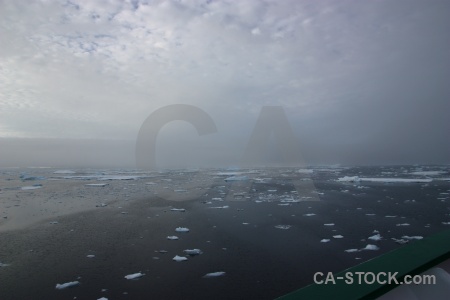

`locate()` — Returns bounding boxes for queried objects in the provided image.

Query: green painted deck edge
[276,229,450,300]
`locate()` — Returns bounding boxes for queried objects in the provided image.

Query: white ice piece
[170,208,186,212]
[345,249,359,253]
[183,249,203,256]
[175,227,189,232]
[396,223,410,226]
[203,271,226,278]
[320,239,330,243]
[274,225,291,230]
[55,281,80,289]
[173,255,188,262]
[368,234,382,241]
[124,272,145,280]
[401,236,423,240]
[333,235,344,239]
[21,185,42,190]
[210,206,229,209]
[86,255,95,258]
[303,213,316,217]
[362,244,379,251]
[324,223,335,226]
[167,236,179,240]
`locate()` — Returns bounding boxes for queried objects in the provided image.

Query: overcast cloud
[0,0,449,168]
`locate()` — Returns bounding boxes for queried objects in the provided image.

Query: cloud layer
[1,0,449,167]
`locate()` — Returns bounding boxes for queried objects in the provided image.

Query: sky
[0,0,449,168]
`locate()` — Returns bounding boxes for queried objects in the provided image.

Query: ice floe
[320,239,330,243]
[442,222,450,225]
[203,271,226,278]
[97,297,108,300]
[324,223,335,226]
[55,281,80,289]
[173,255,188,262]
[401,236,423,240]
[410,171,446,176]
[297,169,313,174]
[396,223,410,226]
[170,208,186,212]
[368,234,382,241]
[21,185,42,190]
[333,235,344,239]
[224,176,248,182]
[53,170,76,174]
[85,183,109,187]
[303,213,316,217]
[175,227,189,232]
[86,255,95,258]
[0,262,10,267]
[345,249,359,253]
[362,244,379,251]
[337,176,433,183]
[210,206,229,209]
[167,236,179,240]
[183,249,203,256]
[124,272,145,280]
[274,225,291,230]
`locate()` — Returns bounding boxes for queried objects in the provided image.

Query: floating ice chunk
[345,249,359,253]
[211,198,223,201]
[297,169,313,174]
[401,236,423,240]
[337,176,360,182]
[385,215,397,218]
[167,236,179,240]
[86,255,95,258]
[278,203,290,206]
[324,223,335,226]
[55,281,80,289]
[203,271,226,278]
[320,239,330,243]
[173,255,188,262]
[96,203,107,207]
[396,223,410,226]
[368,234,382,241]
[362,244,379,251]
[268,189,277,192]
[303,213,316,217]
[49,221,58,224]
[53,170,76,174]
[170,208,186,212]
[174,189,187,193]
[175,227,189,232]
[21,185,42,190]
[224,176,248,182]
[85,183,109,187]
[360,178,432,183]
[274,225,291,230]
[183,249,203,256]
[410,171,445,176]
[392,238,409,244]
[442,222,450,225]
[0,262,10,267]
[97,297,108,300]
[365,213,376,216]
[333,235,344,239]
[242,222,250,225]
[124,272,145,280]
[210,206,229,209]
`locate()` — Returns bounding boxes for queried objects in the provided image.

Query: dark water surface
[0,166,449,299]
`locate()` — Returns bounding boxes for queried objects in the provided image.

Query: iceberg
[167,236,179,240]
[320,239,330,243]
[333,235,344,239]
[345,249,359,253]
[55,281,80,289]
[401,236,423,240]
